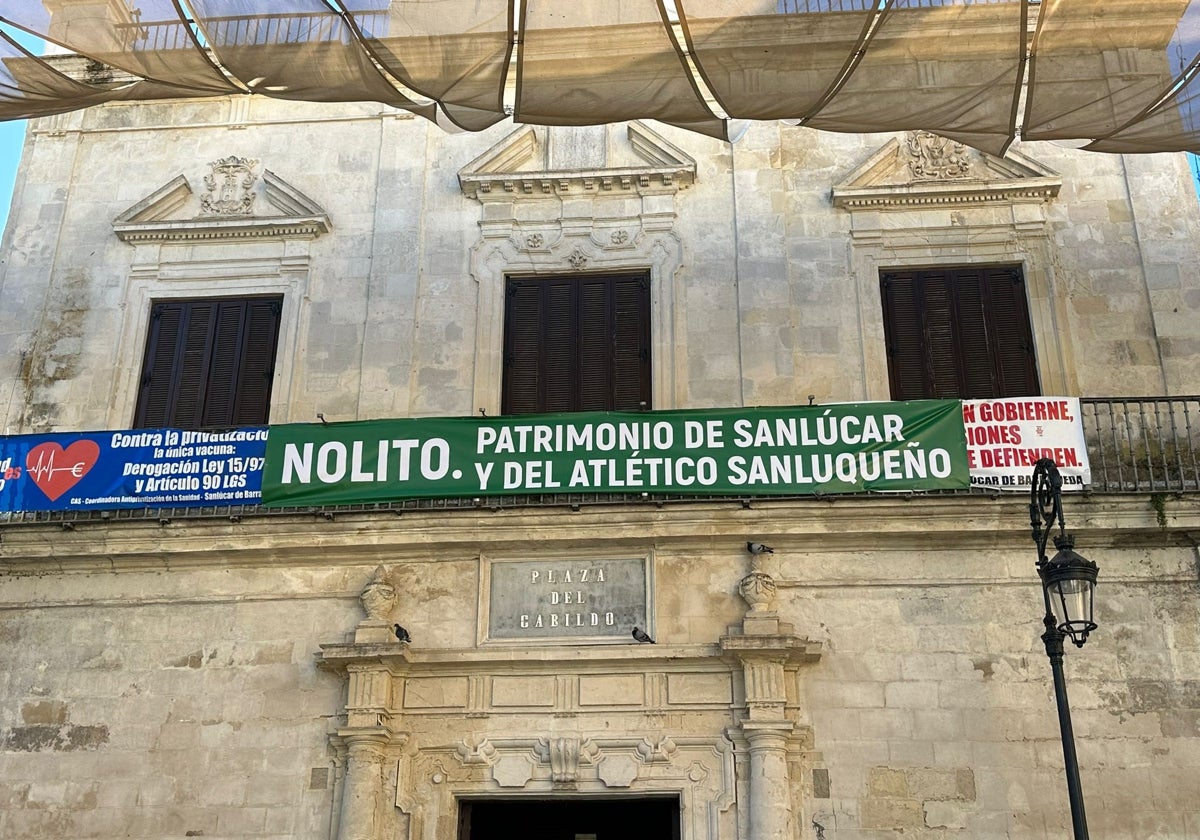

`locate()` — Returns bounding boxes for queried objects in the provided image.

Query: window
[502,273,651,415]
[880,265,1040,400]
[134,297,282,429]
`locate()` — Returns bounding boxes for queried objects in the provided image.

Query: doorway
[458,796,681,840]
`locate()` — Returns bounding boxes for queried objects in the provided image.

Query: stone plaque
[487,557,649,641]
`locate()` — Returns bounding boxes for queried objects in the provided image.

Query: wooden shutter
[502,273,651,414]
[502,281,546,415]
[949,268,998,398]
[880,266,1039,400]
[880,274,928,401]
[611,274,651,411]
[134,297,281,429]
[984,267,1040,396]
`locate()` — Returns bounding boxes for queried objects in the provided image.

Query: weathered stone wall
[0,496,1197,839]
[2,99,1199,436]
[1,95,1200,840]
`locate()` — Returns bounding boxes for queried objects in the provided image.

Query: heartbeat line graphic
[27,449,90,480]
[23,440,100,502]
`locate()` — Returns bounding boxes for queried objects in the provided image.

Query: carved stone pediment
[113,160,330,243]
[458,121,697,199]
[832,133,1061,209]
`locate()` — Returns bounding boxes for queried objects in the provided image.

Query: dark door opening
[459,796,681,840]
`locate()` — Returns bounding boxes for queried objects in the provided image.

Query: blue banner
[0,427,268,513]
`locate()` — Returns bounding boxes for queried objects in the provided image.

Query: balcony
[1,396,1197,527]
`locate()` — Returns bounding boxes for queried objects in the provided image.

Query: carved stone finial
[200,156,259,216]
[739,570,777,614]
[905,131,972,181]
[359,566,397,621]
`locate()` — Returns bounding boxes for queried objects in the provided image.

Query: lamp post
[1029,458,1099,840]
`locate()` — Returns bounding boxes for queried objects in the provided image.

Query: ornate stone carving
[636,736,677,764]
[567,248,589,270]
[905,132,971,181]
[525,232,544,248]
[738,570,777,613]
[549,736,581,782]
[455,736,497,766]
[359,566,397,620]
[610,229,630,245]
[200,155,258,216]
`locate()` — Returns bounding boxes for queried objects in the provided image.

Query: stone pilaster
[337,730,393,840]
[742,723,795,840]
[722,566,821,840]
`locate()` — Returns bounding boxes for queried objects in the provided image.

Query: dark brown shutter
[578,277,612,411]
[231,298,283,425]
[134,297,281,430]
[503,280,546,415]
[881,274,928,401]
[880,266,1039,400]
[171,301,217,428]
[544,279,577,412]
[135,302,188,428]
[612,274,651,411]
[949,269,997,399]
[984,267,1040,396]
[502,273,651,415]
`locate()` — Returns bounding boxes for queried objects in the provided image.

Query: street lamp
[1029,457,1099,840]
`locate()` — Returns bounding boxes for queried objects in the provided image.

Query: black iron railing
[1080,396,1200,492]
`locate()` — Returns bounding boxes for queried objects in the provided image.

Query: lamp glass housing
[1041,537,1098,648]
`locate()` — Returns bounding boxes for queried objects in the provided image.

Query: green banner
[261,401,968,507]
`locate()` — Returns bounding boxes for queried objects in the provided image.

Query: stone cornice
[459,121,697,201]
[113,166,331,243]
[114,215,330,243]
[0,494,1194,575]
[460,166,694,200]
[832,179,1061,210]
[832,134,1062,210]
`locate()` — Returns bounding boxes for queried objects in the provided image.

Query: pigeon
[393,624,411,643]
[632,627,655,644]
[747,542,775,555]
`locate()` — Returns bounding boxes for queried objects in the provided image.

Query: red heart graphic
[25,440,101,502]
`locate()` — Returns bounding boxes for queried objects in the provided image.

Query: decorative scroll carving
[200,155,258,216]
[549,736,581,782]
[905,132,971,181]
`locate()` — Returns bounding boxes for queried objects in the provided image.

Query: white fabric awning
[2,0,1198,155]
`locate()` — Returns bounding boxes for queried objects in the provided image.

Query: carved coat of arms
[200,156,259,216]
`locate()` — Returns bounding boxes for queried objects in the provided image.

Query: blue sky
[0,25,39,236]
[0,118,27,235]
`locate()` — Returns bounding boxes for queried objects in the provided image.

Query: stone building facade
[0,92,1199,840]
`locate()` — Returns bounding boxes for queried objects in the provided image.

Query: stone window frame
[110,166,328,429]
[132,294,284,429]
[110,270,306,431]
[461,123,695,415]
[833,137,1073,400]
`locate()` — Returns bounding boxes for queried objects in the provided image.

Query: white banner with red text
[964,397,1090,491]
